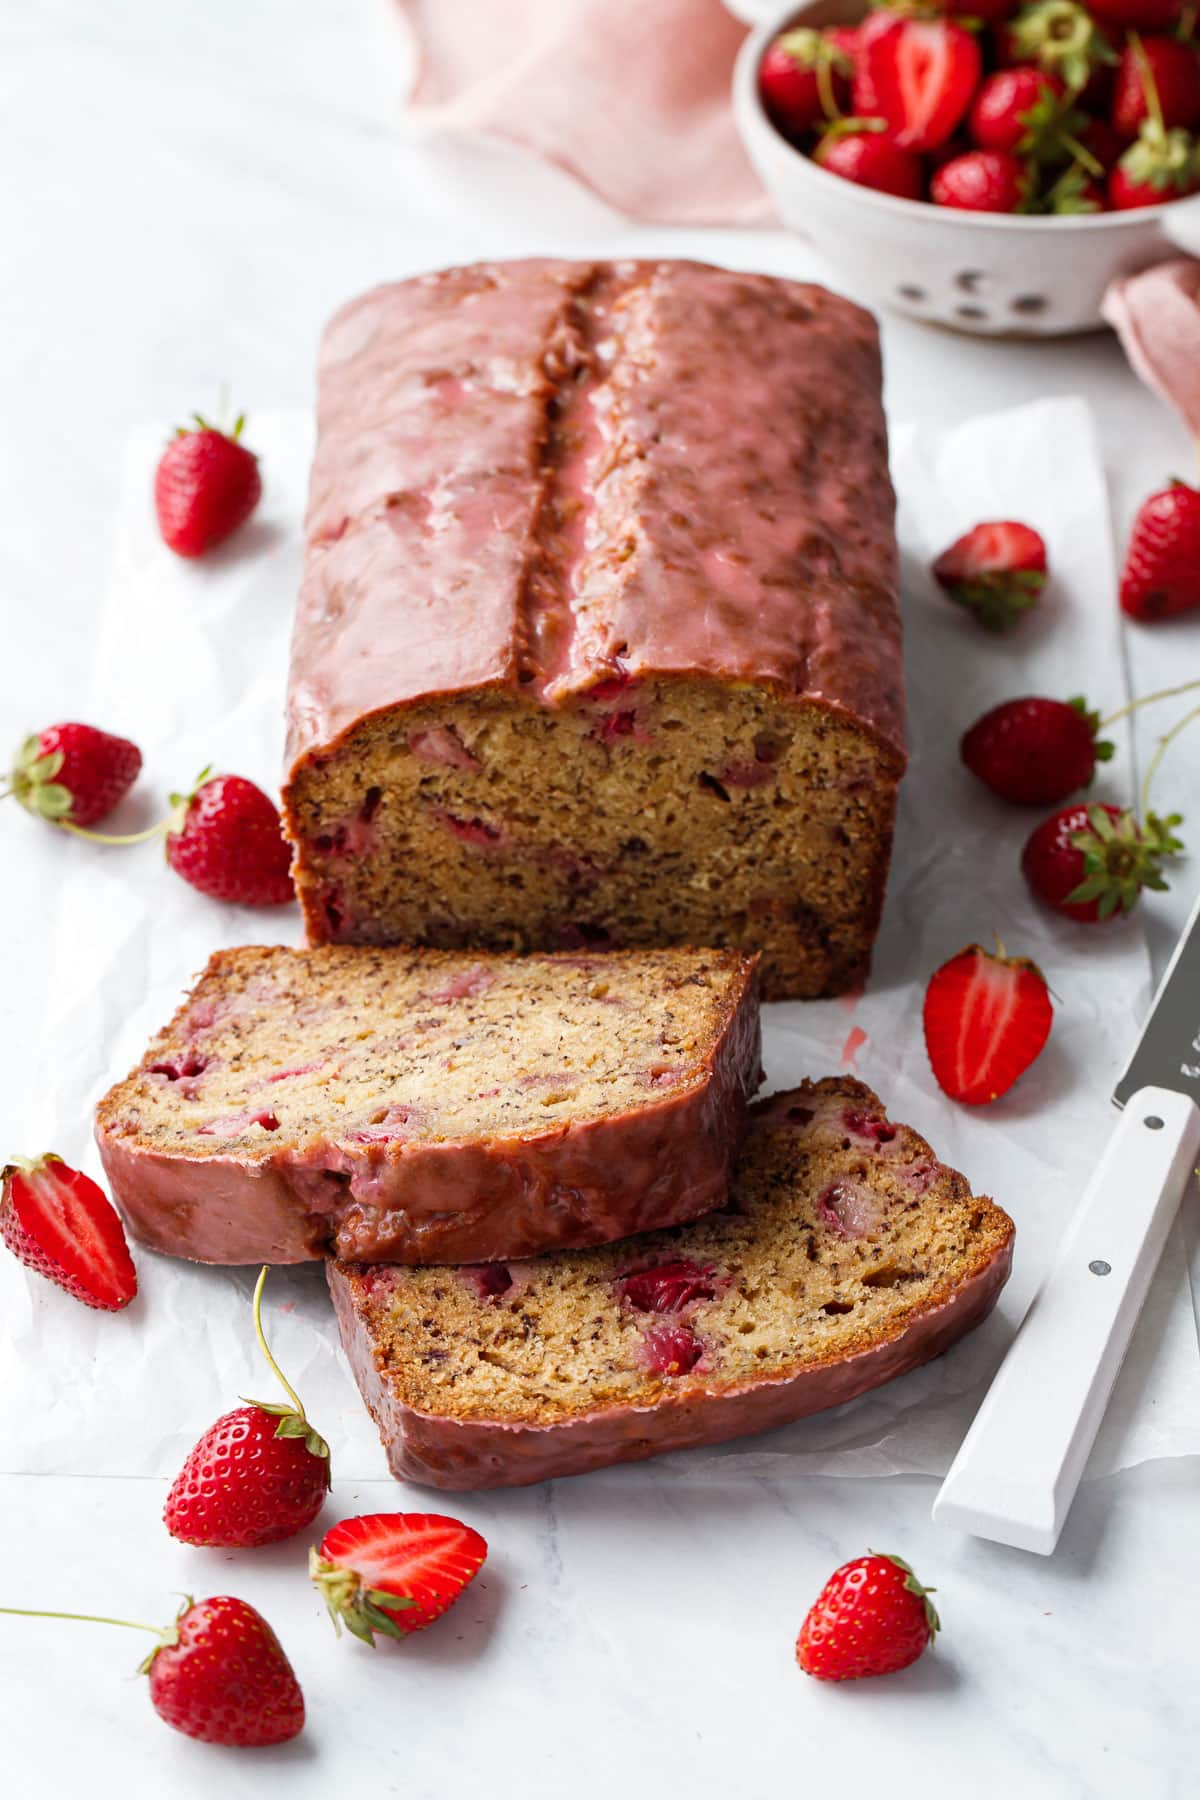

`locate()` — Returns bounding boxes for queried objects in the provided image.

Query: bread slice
[327,1078,1014,1489]
[95,944,761,1267]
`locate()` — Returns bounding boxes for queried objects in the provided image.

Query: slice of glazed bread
[328,1078,1014,1489]
[94,945,761,1267]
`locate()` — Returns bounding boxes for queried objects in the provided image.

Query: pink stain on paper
[841,1025,868,1069]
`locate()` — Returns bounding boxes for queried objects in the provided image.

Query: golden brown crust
[328,1077,1014,1486]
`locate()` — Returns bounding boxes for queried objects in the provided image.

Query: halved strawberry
[923,945,1054,1105]
[310,1513,488,1645]
[1,1155,137,1310]
[932,520,1048,630]
[853,13,981,151]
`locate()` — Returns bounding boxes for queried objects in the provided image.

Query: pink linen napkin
[1103,259,1200,440]
[395,0,772,225]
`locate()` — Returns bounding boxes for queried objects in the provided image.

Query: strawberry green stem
[1058,131,1103,178]
[252,1265,307,1422]
[1099,678,1200,730]
[0,1605,163,1637]
[816,55,840,123]
[57,819,168,847]
[1130,33,1166,136]
[1140,702,1200,819]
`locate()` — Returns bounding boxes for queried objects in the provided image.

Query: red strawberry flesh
[618,1259,717,1312]
[640,1323,702,1375]
[854,14,981,151]
[312,1511,488,1641]
[922,945,1053,1104]
[1,1156,137,1310]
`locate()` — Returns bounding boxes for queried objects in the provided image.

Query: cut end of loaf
[284,677,901,1000]
[332,1077,1014,1428]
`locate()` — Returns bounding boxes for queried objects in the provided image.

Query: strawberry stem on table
[0,1605,170,1640]
[242,1265,331,1473]
[1098,676,1200,730]
[57,819,167,846]
[1140,701,1200,820]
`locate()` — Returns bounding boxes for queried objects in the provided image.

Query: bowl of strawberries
[733,0,1200,333]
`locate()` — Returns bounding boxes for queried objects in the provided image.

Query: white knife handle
[933,1085,1200,1555]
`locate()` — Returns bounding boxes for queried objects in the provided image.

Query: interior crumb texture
[343,1080,1012,1425]
[99,944,747,1157]
[287,677,898,1000]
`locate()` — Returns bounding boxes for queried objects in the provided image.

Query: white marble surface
[1,2,1199,1792]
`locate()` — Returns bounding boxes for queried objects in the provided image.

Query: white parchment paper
[2,396,1197,1484]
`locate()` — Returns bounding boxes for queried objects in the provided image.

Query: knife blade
[1114,884,1200,1109]
[933,885,1200,1555]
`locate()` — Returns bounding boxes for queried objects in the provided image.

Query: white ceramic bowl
[733,0,1200,335]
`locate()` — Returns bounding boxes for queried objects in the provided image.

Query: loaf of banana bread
[283,259,905,999]
[327,1078,1013,1488]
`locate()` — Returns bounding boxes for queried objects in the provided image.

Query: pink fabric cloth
[396,0,771,225]
[1103,259,1200,441]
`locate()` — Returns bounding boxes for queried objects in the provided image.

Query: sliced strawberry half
[1,1154,137,1309]
[854,13,981,151]
[932,520,1048,631]
[922,945,1054,1106]
[310,1512,488,1645]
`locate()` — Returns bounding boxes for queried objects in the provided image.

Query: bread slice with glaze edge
[94,944,761,1267]
[327,1078,1014,1489]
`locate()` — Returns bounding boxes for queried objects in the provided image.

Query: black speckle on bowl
[955,270,984,293]
[897,283,926,302]
[955,304,988,321]
[1011,294,1049,315]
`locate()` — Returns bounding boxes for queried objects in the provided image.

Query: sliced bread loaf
[95,944,761,1267]
[327,1078,1014,1489]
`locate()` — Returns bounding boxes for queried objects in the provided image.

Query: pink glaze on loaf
[285,258,904,767]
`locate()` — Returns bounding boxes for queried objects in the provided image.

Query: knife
[932,884,1200,1555]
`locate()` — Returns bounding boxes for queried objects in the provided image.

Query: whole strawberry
[1,1154,137,1310]
[166,771,294,905]
[154,412,262,558]
[796,1553,940,1681]
[0,1595,304,1747]
[932,520,1048,629]
[7,723,141,828]
[969,68,1069,157]
[759,29,853,137]
[311,1512,489,1645]
[1112,36,1200,138]
[961,696,1113,804]
[815,125,925,198]
[1120,481,1200,619]
[931,148,1032,211]
[146,1596,304,1746]
[165,1266,329,1548]
[923,944,1053,1104]
[1109,119,1200,207]
[1022,801,1183,920]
